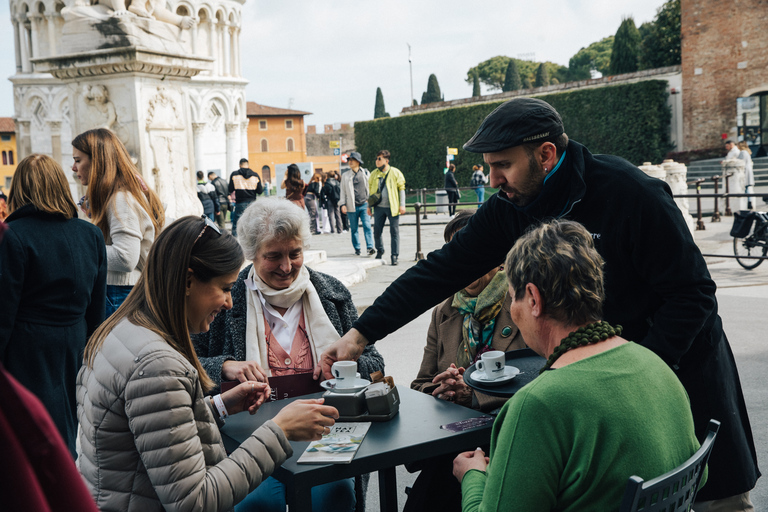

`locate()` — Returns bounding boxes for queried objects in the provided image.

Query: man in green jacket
[368,150,406,265]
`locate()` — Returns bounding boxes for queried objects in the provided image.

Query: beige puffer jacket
[76,319,292,512]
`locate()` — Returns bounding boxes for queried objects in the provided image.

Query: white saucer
[320,378,371,394]
[469,366,520,386]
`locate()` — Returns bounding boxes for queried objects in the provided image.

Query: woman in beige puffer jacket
[77,216,339,512]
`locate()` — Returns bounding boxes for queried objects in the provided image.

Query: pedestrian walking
[282,163,306,210]
[470,164,488,203]
[196,171,219,222]
[305,173,322,235]
[0,154,106,457]
[444,163,460,217]
[72,128,164,317]
[208,171,231,232]
[228,158,263,237]
[323,171,343,234]
[339,152,374,256]
[369,150,406,265]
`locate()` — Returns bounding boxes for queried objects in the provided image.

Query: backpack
[470,172,484,187]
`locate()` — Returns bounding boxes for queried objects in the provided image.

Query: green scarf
[453,270,507,368]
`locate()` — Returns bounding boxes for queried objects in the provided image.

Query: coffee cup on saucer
[476,351,506,380]
[332,361,358,389]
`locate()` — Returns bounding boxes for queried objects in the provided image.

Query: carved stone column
[47,14,57,56]
[29,15,41,60]
[225,122,240,179]
[208,19,218,75]
[229,26,237,77]
[13,19,22,71]
[20,19,31,73]
[17,119,32,159]
[192,122,206,173]
[240,118,249,159]
[221,22,230,77]
[47,120,62,164]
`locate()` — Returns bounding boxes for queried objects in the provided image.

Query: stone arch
[54,0,64,13]
[197,5,211,20]
[215,8,224,24]
[175,3,190,16]
[36,2,45,14]
[742,85,768,97]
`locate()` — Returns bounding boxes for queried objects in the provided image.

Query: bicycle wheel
[733,235,767,270]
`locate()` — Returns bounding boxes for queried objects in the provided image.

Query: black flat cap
[463,98,564,153]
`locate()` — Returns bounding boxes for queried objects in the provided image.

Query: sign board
[447,154,454,161]
[447,147,458,155]
[333,148,341,156]
[737,97,762,146]
[329,140,341,149]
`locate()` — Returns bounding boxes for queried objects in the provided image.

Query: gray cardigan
[194,265,385,391]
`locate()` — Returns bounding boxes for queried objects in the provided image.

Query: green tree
[522,76,532,89]
[609,17,641,75]
[502,60,522,92]
[421,74,443,104]
[467,56,567,91]
[472,70,481,97]
[567,36,614,81]
[413,99,418,106]
[534,63,550,87]
[639,0,681,69]
[374,87,389,119]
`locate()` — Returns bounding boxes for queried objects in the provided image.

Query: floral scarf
[453,270,507,368]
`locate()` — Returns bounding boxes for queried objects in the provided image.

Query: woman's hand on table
[273,398,340,441]
[222,360,268,383]
[314,328,369,381]
[432,364,472,406]
[221,381,271,415]
[453,448,489,483]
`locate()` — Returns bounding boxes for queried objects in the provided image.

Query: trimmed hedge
[355,80,672,189]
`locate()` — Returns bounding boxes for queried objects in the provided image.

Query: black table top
[220,385,493,488]
[464,348,546,397]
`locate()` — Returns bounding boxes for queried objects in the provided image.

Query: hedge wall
[354,80,672,189]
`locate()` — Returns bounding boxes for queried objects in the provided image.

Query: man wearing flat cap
[318,98,759,510]
[339,152,375,256]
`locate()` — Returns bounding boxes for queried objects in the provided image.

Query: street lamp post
[407,43,414,107]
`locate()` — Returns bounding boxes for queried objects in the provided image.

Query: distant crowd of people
[0,97,761,512]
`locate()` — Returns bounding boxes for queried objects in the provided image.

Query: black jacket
[444,171,458,192]
[228,168,263,203]
[210,176,230,205]
[0,205,107,456]
[354,140,759,500]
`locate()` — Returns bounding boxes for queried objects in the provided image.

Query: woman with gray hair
[194,196,384,512]
[452,219,703,512]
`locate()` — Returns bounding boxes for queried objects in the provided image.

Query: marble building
[8,0,249,217]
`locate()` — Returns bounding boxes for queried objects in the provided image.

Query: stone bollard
[722,158,746,212]
[638,162,666,181]
[662,160,695,237]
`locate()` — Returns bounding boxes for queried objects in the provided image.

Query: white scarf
[244,265,337,376]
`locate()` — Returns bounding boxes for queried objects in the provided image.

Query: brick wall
[681,0,768,150]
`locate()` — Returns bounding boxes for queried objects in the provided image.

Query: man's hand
[432,364,471,406]
[340,205,347,214]
[273,398,339,441]
[399,205,406,215]
[367,208,372,217]
[313,328,369,381]
[221,381,270,415]
[222,360,268,383]
[453,448,489,483]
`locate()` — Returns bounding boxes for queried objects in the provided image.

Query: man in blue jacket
[318,98,759,510]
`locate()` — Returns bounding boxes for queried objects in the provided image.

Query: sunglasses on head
[194,215,222,246]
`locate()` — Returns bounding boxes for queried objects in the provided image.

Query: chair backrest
[619,419,720,512]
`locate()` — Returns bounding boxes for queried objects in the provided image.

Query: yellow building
[246,102,311,186]
[0,118,17,193]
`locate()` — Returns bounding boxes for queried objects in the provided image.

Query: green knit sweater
[461,342,703,512]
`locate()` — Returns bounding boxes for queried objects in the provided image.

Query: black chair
[619,419,720,512]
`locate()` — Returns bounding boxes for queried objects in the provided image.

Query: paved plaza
[303,207,768,511]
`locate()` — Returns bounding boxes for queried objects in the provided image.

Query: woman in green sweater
[452,219,704,512]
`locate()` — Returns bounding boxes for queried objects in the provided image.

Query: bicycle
[731,210,768,270]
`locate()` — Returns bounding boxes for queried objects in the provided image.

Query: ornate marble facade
[8,0,248,218]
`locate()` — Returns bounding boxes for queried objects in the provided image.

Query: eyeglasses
[194,215,222,246]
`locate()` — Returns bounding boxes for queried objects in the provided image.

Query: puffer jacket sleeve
[124,352,292,512]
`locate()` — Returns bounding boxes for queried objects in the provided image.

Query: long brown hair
[84,216,244,392]
[72,129,164,239]
[8,154,78,218]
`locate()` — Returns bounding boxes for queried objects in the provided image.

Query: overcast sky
[0,0,665,129]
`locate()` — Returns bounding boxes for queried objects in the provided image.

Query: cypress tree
[609,17,641,75]
[534,63,550,87]
[422,74,443,104]
[502,60,522,92]
[374,87,389,119]
[472,70,481,97]
[522,76,532,89]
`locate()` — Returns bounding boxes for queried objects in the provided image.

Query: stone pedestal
[33,47,212,219]
[722,159,747,212]
[661,159,695,237]
[638,162,666,180]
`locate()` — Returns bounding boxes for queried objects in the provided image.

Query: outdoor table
[464,348,546,398]
[220,384,493,512]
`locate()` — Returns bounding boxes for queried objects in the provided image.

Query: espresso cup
[332,361,358,388]
[476,350,506,380]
